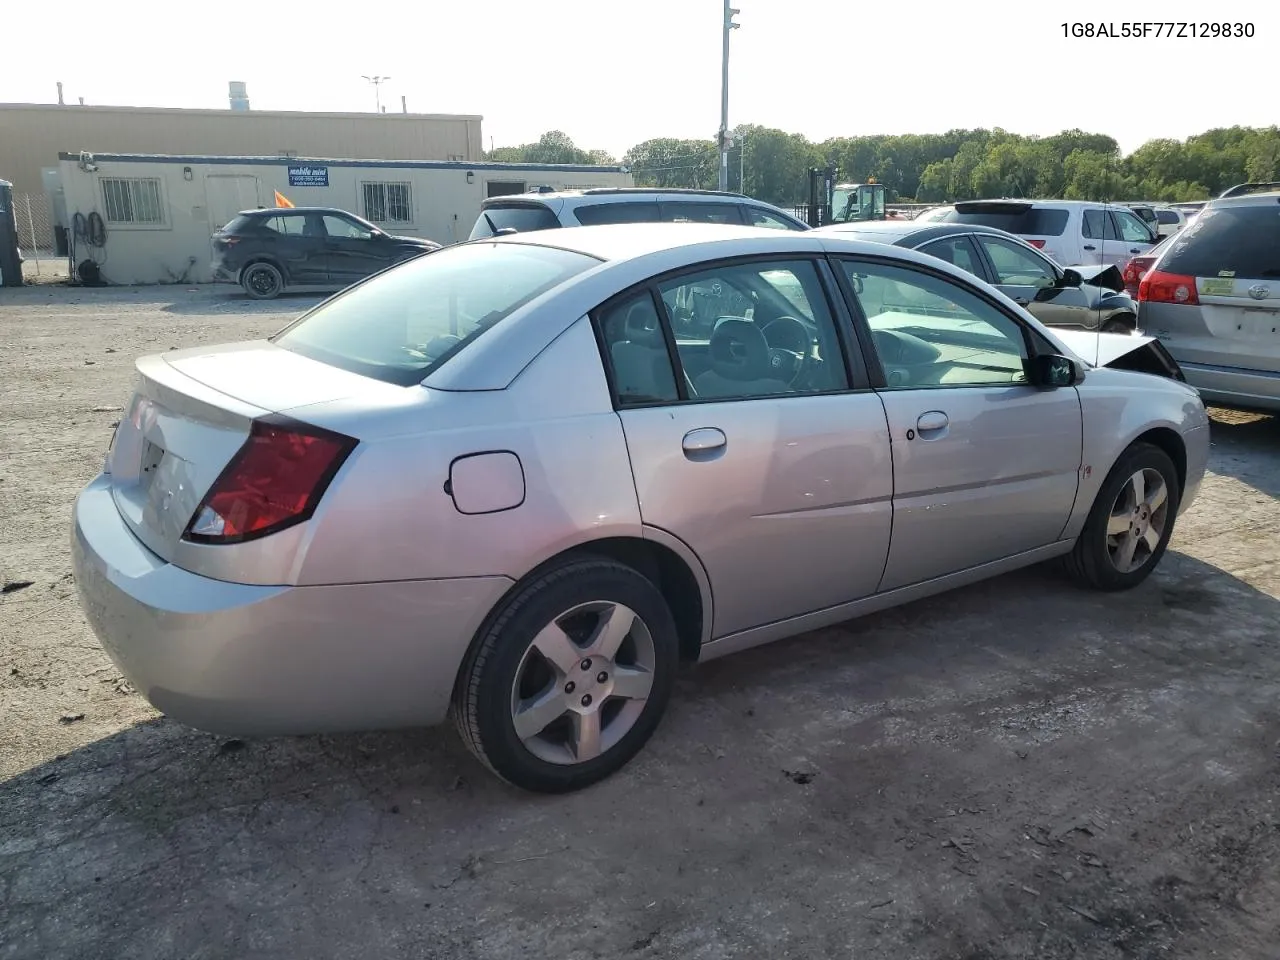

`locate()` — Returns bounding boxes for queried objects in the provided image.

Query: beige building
[55,151,632,284]
[0,101,484,199]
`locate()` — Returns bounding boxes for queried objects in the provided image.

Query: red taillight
[1024,239,1046,249]
[1121,256,1156,295]
[183,417,357,544]
[1137,269,1199,306]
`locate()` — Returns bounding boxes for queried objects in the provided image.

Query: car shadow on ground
[1206,407,1280,499]
[4,551,1279,959]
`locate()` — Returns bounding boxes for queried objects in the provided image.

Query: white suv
[468,188,810,239]
[915,200,1158,267]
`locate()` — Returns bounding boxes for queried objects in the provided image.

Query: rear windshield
[1159,204,1280,279]
[220,215,260,234]
[468,204,561,239]
[936,204,1070,237]
[273,242,599,385]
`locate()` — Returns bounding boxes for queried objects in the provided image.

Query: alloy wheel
[1105,467,1169,573]
[509,601,656,765]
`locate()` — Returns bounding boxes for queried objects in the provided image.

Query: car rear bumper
[1179,361,1280,413]
[71,473,513,736]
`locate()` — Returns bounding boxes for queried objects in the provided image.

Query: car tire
[241,262,284,300]
[453,557,679,793]
[1062,441,1181,592]
[1102,315,1135,334]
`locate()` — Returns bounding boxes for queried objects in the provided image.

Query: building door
[205,176,262,230]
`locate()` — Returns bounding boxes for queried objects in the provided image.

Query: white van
[915,200,1158,267]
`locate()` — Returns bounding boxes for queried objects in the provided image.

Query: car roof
[481,188,784,208]
[1205,191,1280,208]
[484,222,812,260]
[427,223,1080,392]
[237,206,357,216]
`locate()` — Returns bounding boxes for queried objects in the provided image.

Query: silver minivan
[1137,192,1280,411]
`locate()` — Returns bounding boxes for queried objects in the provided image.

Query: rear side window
[273,242,599,385]
[573,202,660,226]
[1159,204,1280,279]
[1156,210,1181,225]
[659,202,745,224]
[939,205,1069,236]
[468,204,561,239]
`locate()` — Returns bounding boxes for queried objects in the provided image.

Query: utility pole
[718,1,740,192]
[362,75,390,114]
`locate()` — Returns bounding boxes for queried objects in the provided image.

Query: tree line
[486,126,1280,206]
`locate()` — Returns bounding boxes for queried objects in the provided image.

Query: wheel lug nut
[597,672,608,683]
[581,694,593,707]
[580,658,592,671]
[565,681,576,694]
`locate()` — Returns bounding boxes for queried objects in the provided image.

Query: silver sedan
[72,224,1210,792]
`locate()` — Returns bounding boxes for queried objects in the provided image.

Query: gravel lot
[2,284,1279,959]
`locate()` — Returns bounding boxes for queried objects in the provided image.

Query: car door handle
[1129,247,1141,254]
[1083,244,1096,251]
[915,411,949,438]
[682,427,726,459]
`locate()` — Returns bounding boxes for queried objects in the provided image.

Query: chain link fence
[14,193,69,282]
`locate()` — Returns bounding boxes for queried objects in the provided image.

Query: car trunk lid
[106,342,396,562]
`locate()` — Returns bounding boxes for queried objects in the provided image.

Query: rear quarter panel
[1060,367,1209,541]
[291,317,644,586]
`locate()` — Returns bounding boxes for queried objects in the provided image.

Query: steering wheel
[761,316,813,387]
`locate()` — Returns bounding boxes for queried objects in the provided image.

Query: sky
[4,0,1275,159]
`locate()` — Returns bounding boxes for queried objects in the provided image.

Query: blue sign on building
[287,165,329,187]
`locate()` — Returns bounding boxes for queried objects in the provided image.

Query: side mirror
[1026,353,1084,389]
[1060,268,1084,288]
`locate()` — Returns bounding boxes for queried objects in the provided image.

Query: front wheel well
[1129,427,1186,494]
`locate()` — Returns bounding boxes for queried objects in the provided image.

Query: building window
[100,177,165,225]
[362,181,412,223]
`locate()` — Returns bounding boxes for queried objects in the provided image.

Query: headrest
[622,299,665,346]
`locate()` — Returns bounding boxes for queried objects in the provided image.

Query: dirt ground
[2,283,1279,960]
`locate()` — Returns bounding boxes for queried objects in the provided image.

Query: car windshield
[273,242,600,385]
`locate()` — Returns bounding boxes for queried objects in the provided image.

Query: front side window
[1114,210,1154,244]
[274,242,599,386]
[657,260,849,400]
[837,259,1029,389]
[977,236,1056,288]
[323,215,374,240]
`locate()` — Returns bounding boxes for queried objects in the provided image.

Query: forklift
[805,166,888,226]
